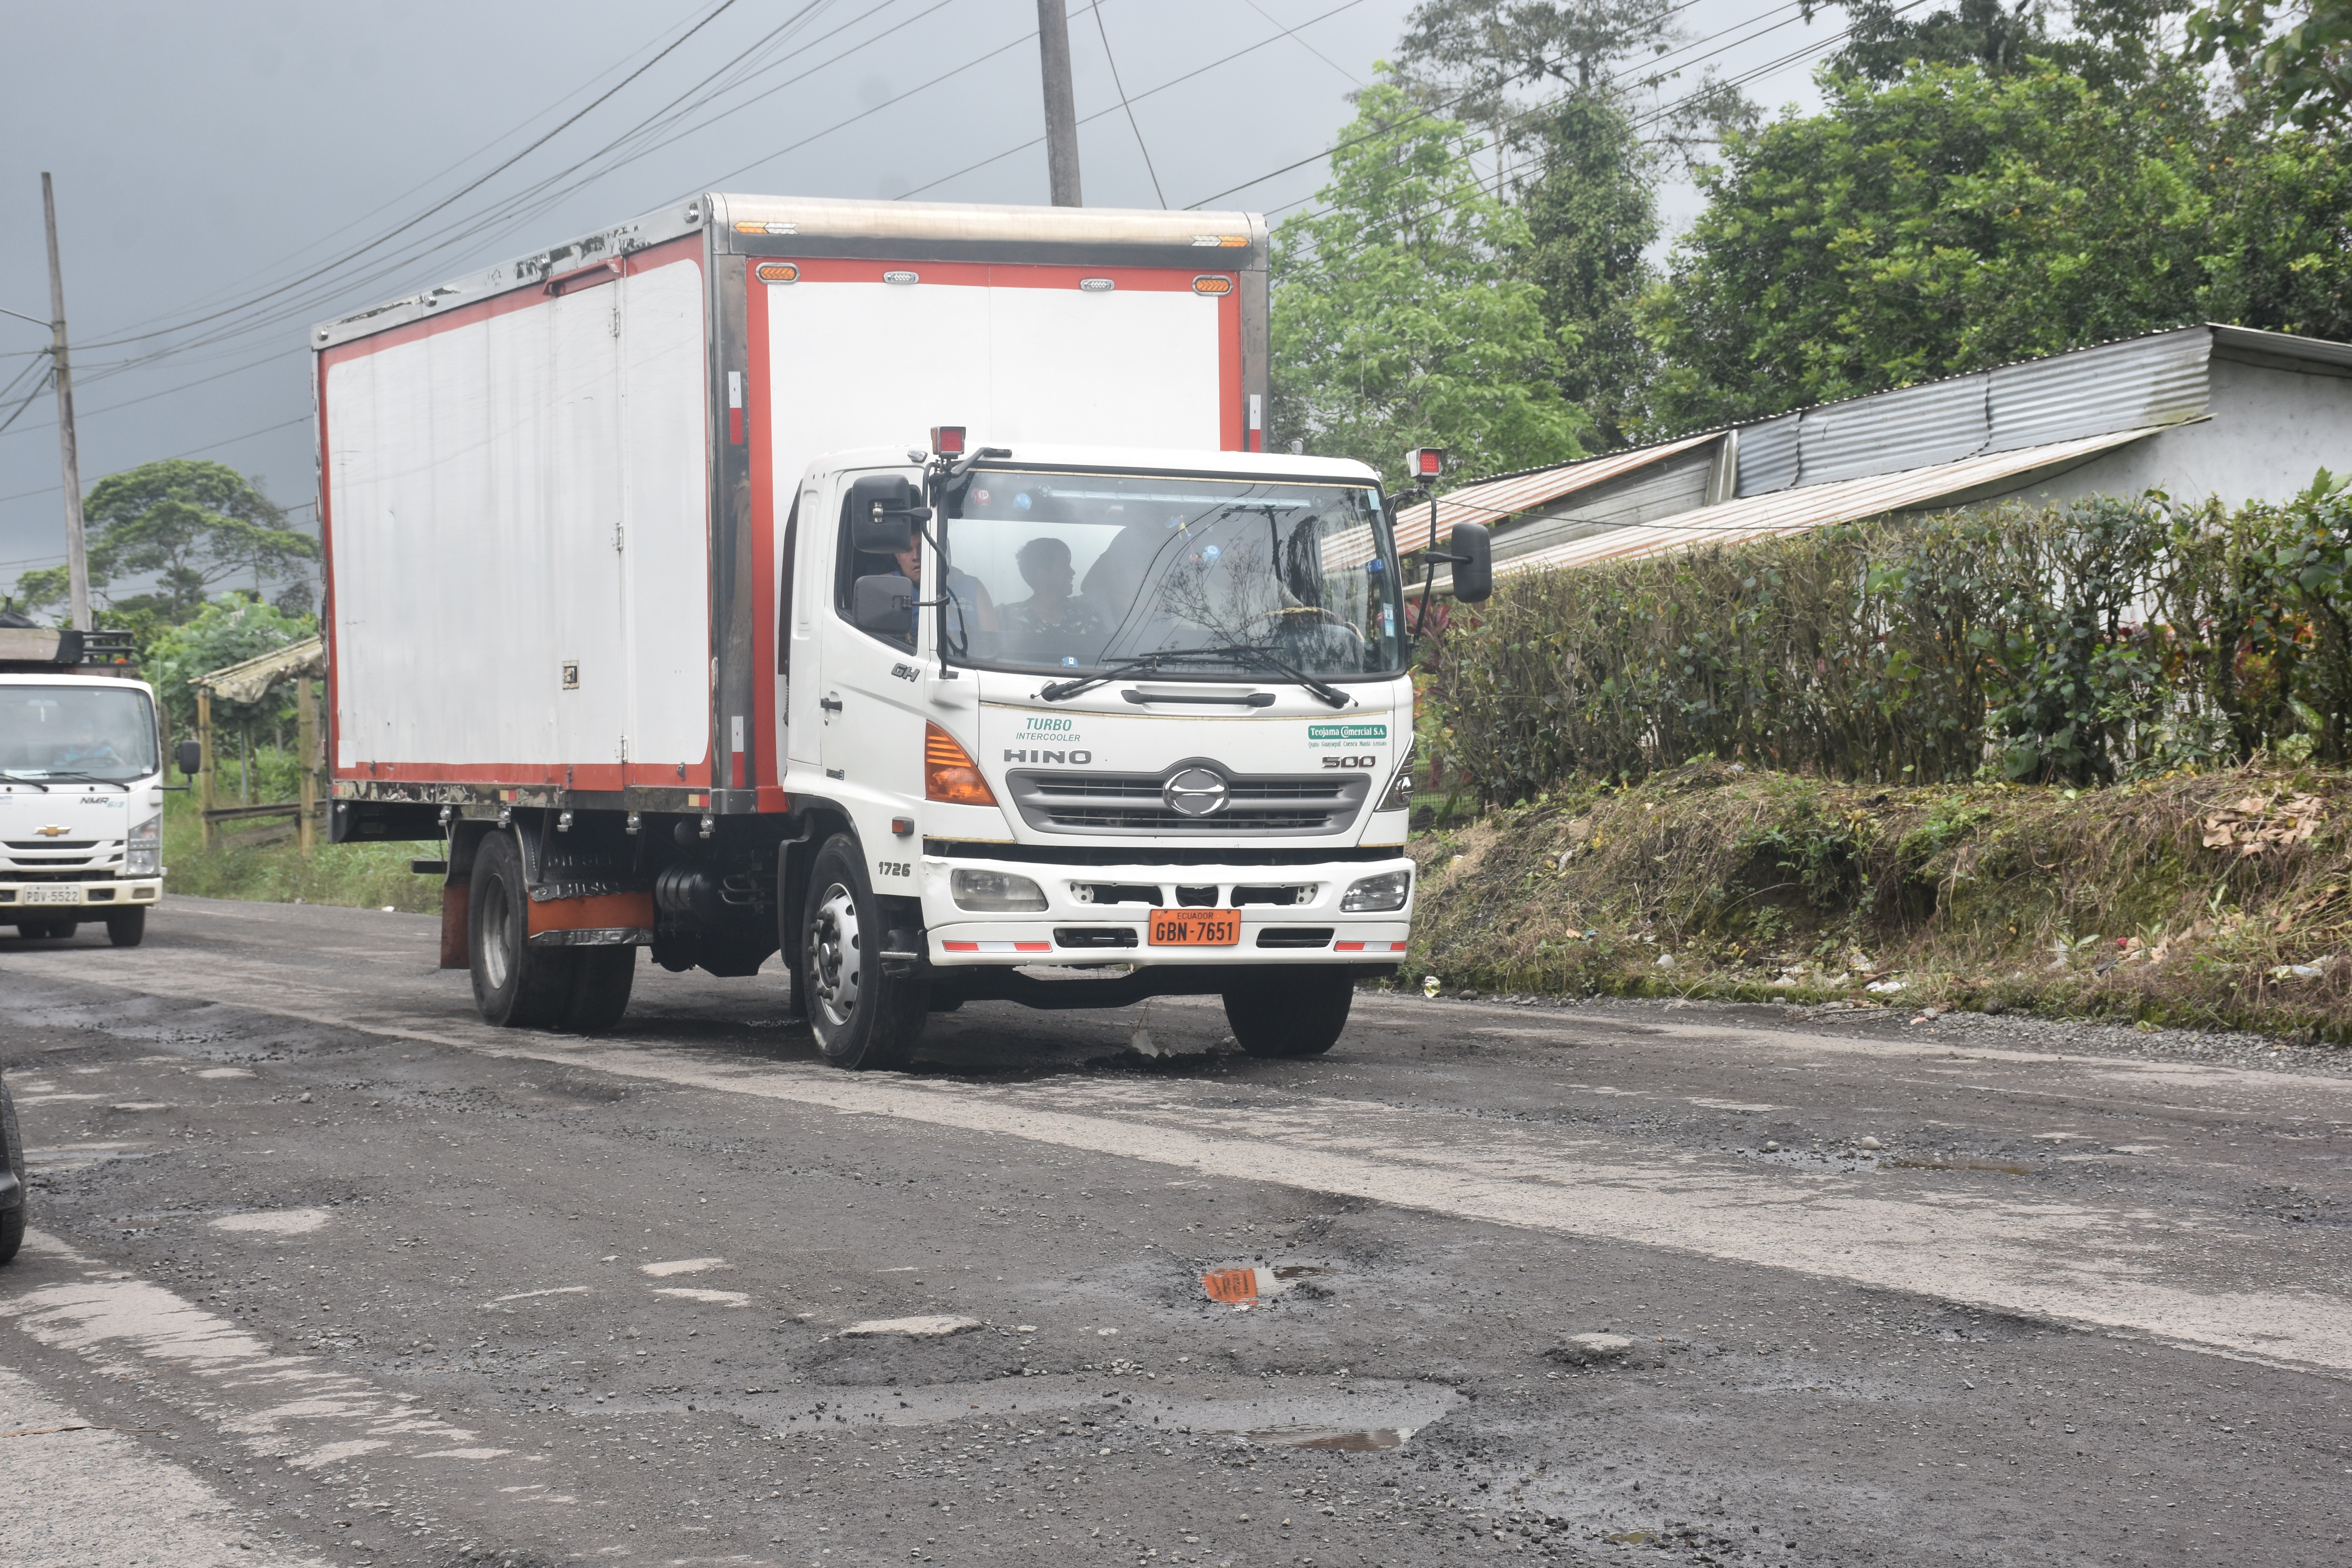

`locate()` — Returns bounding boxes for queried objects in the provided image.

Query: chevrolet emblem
[34,824,70,837]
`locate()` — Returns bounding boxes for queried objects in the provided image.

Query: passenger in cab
[1002,536,1107,641]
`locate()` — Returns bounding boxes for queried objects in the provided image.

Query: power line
[69,0,749,355]
[1092,3,1165,207]
[895,0,1367,201]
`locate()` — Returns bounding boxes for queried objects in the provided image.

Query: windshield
[0,684,159,783]
[938,469,1403,679]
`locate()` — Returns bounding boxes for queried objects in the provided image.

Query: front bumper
[0,878,163,915]
[919,852,1414,966]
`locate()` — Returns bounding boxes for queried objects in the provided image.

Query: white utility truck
[0,625,165,944]
[313,195,1490,1067]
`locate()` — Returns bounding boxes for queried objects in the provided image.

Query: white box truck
[313,194,1490,1067]
[0,626,166,944]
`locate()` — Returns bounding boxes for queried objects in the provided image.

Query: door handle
[819,696,844,714]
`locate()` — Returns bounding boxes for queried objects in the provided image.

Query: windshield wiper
[13,770,131,789]
[0,773,51,792]
[1038,645,1353,708]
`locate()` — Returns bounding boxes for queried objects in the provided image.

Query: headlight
[124,813,161,877]
[949,867,1047,912]
[1341,868,1410,913]
[1376,739,1416,813]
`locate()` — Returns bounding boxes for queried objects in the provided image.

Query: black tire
[105,907,146,947]
[562,946,637,1033]
[799,832,926,1070]
[1,1077,26,1265]
[1223,966,1355,1058]
[467,831,577,1027]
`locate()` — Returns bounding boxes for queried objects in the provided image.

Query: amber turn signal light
[924,722,996,806]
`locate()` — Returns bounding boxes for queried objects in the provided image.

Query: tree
[145,597,315,744]
[2189,0,2352,129]
[1639,61,2352,431]
[1270,74,1590,486]
[1510,94,1660,449]
[10,459,316,622]
[1809,0,2191,87]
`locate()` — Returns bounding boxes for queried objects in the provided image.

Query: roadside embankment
[160,791,436,913]
[1402,762,2350,1041]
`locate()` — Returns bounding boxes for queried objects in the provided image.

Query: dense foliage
[1269,77,1589,485]
[1642,62,2352,431]
[11,459,315,622]
[1425,479,2352,800]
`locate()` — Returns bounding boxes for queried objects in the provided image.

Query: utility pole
[42,173,90,632]
[1036,0,1082,206]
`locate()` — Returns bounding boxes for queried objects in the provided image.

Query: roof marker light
[1078,277,1115,292]
[883,270,919,285]
[1409,446,1446,480]
[755,261,799,283]
[931,425,967,456]
[1191,275,1232,296]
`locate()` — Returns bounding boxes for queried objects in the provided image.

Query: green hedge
[1426,474,2352,800]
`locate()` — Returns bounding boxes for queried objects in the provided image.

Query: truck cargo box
[315,196,1269,827]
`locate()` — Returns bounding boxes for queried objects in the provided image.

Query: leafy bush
[1425,478,2352,800]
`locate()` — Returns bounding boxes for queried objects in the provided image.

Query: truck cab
[0,628,165,944]
[777,441,1425,1064]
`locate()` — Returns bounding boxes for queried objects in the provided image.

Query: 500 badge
[1321,755,1378,768]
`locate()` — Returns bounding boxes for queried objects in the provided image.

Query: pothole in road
[584,1373,1463,1450]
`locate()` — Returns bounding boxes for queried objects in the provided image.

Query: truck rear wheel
[562,946,636,1033]
[1223,966,1354,1058]
[800,833,926,1071]
[468,831,576,1027]
[105,908,146,947]
[1,1075,25,1265]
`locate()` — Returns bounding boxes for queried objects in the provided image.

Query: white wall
[1985,357,2352,510]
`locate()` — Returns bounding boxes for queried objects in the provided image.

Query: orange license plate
[1149,909,1240,946]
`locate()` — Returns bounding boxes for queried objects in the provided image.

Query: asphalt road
[4,895,2349,1568]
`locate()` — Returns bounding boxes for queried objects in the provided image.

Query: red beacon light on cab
[1408,446,1446,481]
[930,425,967,457]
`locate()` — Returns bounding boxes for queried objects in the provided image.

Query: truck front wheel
[468,831,575,1027]
[799,833,926,1071]
[1223,966,1354,1059]
[105,908,146,947]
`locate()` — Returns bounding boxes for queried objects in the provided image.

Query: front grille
[1007,769,1368,837]
[6,840,96,851]
[1256,927,1335,948]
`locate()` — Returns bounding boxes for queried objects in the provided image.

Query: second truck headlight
[1341,868,1410,913]
[950,867,1048,912]
[124,813,162,877]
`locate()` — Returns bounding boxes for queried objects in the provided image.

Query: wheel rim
[807,881,862,1032]
[479,875,514,991]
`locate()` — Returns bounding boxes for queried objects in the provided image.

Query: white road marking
[0,1363,318,1568]
[20,949,2352,1375]
[640,1257,728,1277]
[485,1286,592,1305]
[652,1287,751,1305]
[0,1232,512,1470]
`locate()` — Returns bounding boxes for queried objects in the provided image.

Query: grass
[1401,760,2352,1042]
[160,791,438,913]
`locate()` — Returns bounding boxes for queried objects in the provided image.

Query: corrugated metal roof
[1404,433,1719,551]
[1481,426,2165,581]
[1986,328,2209,452]
[1733,415,1800,496]
[1800,373,1990,484]
[196,636,325,704]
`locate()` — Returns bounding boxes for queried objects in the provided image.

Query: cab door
[813,468,929,840]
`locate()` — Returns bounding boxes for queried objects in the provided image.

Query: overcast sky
[0,0,1837,596]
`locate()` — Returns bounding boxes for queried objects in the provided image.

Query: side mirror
[849,473,924,554]
[175,739,202,779]
[851,573,915,638]
[1448,521,1493,603]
